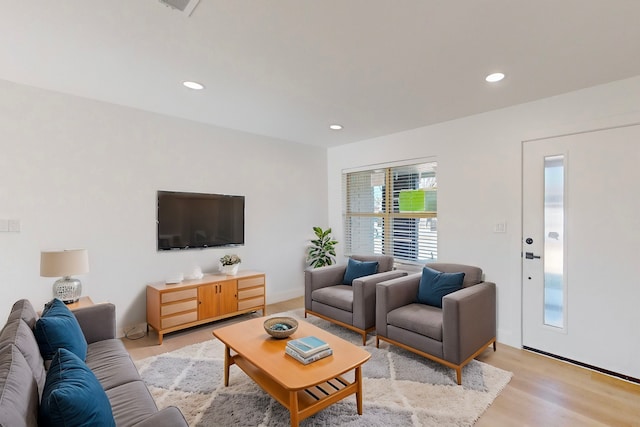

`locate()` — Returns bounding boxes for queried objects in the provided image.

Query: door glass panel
[544,155,565,328]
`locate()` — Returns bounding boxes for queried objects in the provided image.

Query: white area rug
[135,310,512,426]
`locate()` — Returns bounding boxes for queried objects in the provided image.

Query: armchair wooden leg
[456,368,462,385]
[361,333,367,346]
[493,341,497,351]
[376,337,380,348]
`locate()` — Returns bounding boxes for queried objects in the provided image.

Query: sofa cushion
[426,263,483,288]
[7,299,39,329]
[40,348,115,427]
[0,319,46,397]
[0,344,39,427]
[34,298,87,362]
[86,339,142,391]
[126,407,188,427]
[342,258,379,285]
[312,285,354,312]
[417,266,465,308]
[388,303,444,342]
[351,254,394,273]
[105,381,159,427]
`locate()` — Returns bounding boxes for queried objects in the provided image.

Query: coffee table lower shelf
[231,354,363,426]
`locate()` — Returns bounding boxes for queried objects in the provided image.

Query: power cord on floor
[124,325,146,340]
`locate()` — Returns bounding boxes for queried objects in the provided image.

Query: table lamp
[40,249,89,304]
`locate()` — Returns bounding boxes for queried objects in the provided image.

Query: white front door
[522,124,640,379]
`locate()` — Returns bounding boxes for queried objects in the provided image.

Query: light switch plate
[0,219,8,232]
[8,219,20,232]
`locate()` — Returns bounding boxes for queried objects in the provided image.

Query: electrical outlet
[494,222,507,233]
[8,219,20,232]
[0,219,8,232]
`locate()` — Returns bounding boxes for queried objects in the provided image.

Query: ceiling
[1,1,640,148]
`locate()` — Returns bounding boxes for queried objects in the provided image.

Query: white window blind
[343,162,437,263]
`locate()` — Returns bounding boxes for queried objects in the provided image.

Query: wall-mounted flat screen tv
[157,190,245,250]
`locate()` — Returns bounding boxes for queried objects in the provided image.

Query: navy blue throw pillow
[416,266,465,308]
[342,258,379,285]
[34,298,87,362]
[40,348,115,427]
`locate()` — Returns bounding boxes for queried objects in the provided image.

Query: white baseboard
[497,328,518,348]
[267,288,304,305]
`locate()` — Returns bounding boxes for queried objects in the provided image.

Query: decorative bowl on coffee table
[263,316,298,339]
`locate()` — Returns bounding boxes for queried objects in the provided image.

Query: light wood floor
[123,297,640,426]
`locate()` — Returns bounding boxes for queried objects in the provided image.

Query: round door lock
[525,238,533,245]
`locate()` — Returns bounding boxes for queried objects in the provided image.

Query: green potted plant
[307,227,338,268]
[219,254,241,275]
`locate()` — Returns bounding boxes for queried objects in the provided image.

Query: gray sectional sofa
[0,299,187,426]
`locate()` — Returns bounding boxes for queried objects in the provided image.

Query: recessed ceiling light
[485,72,505,83]
[329,124,343,130]
[183,81,205,90]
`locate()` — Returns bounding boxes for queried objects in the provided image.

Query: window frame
[343,160,437,263]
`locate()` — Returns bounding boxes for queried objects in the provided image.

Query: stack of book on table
[285,336,333,365]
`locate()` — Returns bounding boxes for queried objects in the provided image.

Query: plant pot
[220,263,240,275]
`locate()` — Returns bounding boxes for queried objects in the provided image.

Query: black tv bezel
[156,190,245,251]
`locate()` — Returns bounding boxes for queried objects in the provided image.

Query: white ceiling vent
[158,0,201,16]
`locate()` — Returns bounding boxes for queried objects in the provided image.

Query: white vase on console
[220,263,240,275]
[219,254,241,275]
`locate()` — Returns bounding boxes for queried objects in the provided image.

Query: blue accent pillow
[40,348,115,427]
[416,266,465,308]
[342,258,379,285]
[34,298,87,362]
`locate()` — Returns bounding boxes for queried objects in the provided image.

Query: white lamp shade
[40,249,89,277]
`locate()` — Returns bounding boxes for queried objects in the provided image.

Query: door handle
[525,252,541,260]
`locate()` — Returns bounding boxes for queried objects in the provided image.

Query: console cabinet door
[198,283,219,319]
[220,280,238,316]
[198,281,238,319]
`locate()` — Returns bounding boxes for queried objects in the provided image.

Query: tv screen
[157,191,245,250]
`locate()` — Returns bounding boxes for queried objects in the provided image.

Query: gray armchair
[305,255,407,345]
[376,263,496,384]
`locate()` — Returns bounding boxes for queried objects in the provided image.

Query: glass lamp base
[53,277,82,304]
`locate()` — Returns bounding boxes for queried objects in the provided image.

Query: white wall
[0,79,328,332]
[327,75,640,348]
[3,75,640,347]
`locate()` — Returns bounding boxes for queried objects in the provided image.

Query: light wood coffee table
[213,317,371,426]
